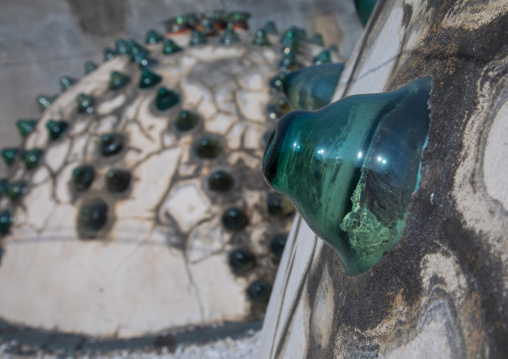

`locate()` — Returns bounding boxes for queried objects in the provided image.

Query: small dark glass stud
[21,149,43,170]
[270,233,288,259]
[78,198,108,233]
[0,178,7,197]
[263,20,278,35]
[16,119,37,138]
[100,133,124,157]
[84,61,98,74]
[72,165,95,192]
[313,49,332,65]
[109,71,131,90]
[208,170,234,192]
[175,110,200,131]
[105,168,131,193]
[59,76,77,92]
[115,38,128,54]
[194,135,222,159]
[5,180,27,202]
[189,30,207,46]
[0,210,14,236]
[222,207,248,230]
[247,279,272,302]
[37,95,57,112]
[266,192,294,217]
[252,29,270,46]
[139,69,162,89]
[145,30,163,44]
[104,48,116,61]
[228,248,255,273]
[1,148,18,166]
[46,120,68,141]
[154,87,180,111]
[76,93,94,114]
[162,39,182,55]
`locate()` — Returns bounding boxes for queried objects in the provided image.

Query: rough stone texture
[0,0,363,177]
[259,0,508,357]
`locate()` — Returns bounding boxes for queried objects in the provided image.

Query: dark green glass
[175,110,200,131]
[310,33,325,46]
[0,178,7,197]
[263,20,278,35]
[145,29,163,44]
[109,71,131,90]
[21,149,43,170]
[72,165,95,192]
[266,192,294,217]
[16,119,37,138]
[283,63,344,110]
[5,180,27,201]
[208,170,234,192]
[222,207,248,230]
[100,133,124,157]
[270,233,288,259]
[125,39,149,65]
[269,72,287,92]
[59,76,77,92]
[220,28,240,46]
[76,93,94,114]
[266,97,291,120]
[280,26,307,46]
[0,210,14,236]
[37,95,57,112]
[46,120,68,141]
[105,168,131,193]
[115,38,128,54]
[228,248,255,273]
[1,148,18,166]
[84,61,98,74]
[104,48,116,61]
[262,77,432,275]
[313,49,332,65]
[162,39,182,55]
[354,0,378,26]
[193,135,222,159]
[189,31,207,46]
[154,87,180,111]
[139,69,162,89]
[252,29,270,46]
[78,198,108,233]
[246,279,271,302]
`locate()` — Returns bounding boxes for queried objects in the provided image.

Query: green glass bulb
[21,149,43,170]
[262,77,432,275]
[154,87,180,111]
[145,29,163,44]
[5,180,27,201]
[313,49,332,65]
[16,119,37,138]
[310,33,325,46]
[222,207,248,230]
[59,76,77,92]
[162,39,182,55]
[220,28,240,46]
[252,29,270,46]
[78,198,108,234]
[84,61,98,74]
[76,93,94,114]
[283,63,345,110]
[115,38,128,54]
[46,120,68,140]
[246,279,271,302]
[37,95,57,112]
[100,133,124,157]
[354,0,378,26]
[174,110,200,131]
[103,48,116,61]
[193,135,223,159]
[109,71,131,90]
[105,168,131,193]
[72,165,95,192]
[228,248,255,273]
[0,210,14,236]
[280,26,307,46]
[189,31,207,46]
[1,148,18,166]
[263,20,278,35]
[139,69,162,89]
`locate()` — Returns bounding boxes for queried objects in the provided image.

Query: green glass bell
[115,38,129,54]
[0,210,14,236]
[21,149,43,170]
[139,69,162,89]
[153,87,180,111]
[252,29,270,46]
[262,77,432,275]
[59,76,77,92]
[37,95,57,112]
[109,71,131,90]
[145,29,163,44]
[313,49,332,65]
[78,198,108,234]
[5,180,27,201]
[0,179,7,198]
[46,120,68,140]
[1,148,18,166]
[354,0,378,26]
[220,28,240,46]
[84,61,98,74]
[103,48,116,61]
[263,20,278,35]
[189,30,207,46]
[283,63,345,110]
[16,119,37,138]
[76,93,94,114]
[162,39,182,55]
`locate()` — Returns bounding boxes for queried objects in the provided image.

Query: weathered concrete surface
[259,0,508,357]
[0,0,363,177]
